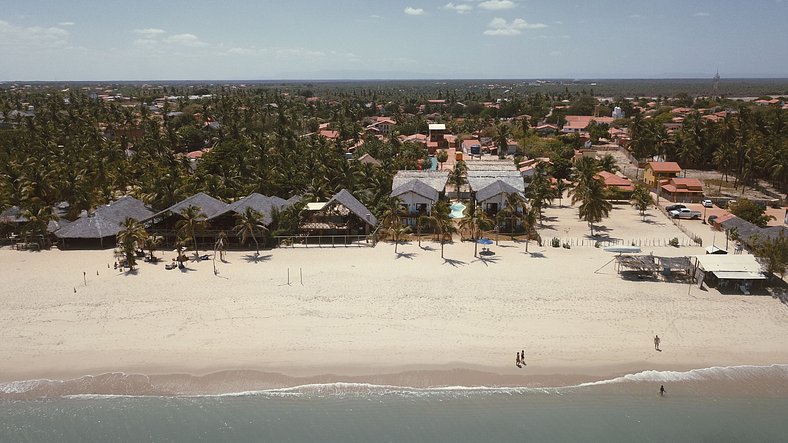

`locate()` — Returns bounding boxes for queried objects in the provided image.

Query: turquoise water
[429,156,438,170]
[449,202,466,219]
[2,392,787,442]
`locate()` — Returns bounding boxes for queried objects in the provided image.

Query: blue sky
[1,0,786,80]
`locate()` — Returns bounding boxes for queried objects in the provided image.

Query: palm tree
[436,149,448,170]
[630,184,654,220]
[117,217,148,271]
[554,180,571,207]
[578,178,612,236]
[380,196,405,229]
[449,160,467,199]
[428,200,455,259]
[234,207,268,255]
[521,204,538,253]
[214,231,228,262]
[460,204,494,257]
[495,123,510,159]
[388,220,411,254]
[498,192,526,239]
[175,205,206,257]
[143,235,163,261]
[21,206,58,247]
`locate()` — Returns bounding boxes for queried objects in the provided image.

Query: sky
[1,0,786,81]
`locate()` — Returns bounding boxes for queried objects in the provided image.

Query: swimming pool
[449,202,466,219]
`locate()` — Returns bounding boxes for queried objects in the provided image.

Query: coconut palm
[20,206,58,247]
[521,204,538,253]
[436,149,448,170]
[498,192,526,239]
[143,235,163,261]
[460,204,494,257]
[234,207,268,255]
[117,217,148,270]
[449,160,467,199]
[427,200,455,259]
[577,178,612,237]
[554,179,571,207]
[388,220,411,254]
[175,205,206,257]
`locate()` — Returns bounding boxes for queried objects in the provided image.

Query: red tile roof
[646,161,682,173]
[596,171,635,191]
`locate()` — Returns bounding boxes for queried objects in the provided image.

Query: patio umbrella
[475,237,494,257]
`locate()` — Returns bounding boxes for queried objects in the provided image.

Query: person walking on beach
[660,385,665,396]
[515,352,522,368]
[654,335,661,351]
[520,350,526,367]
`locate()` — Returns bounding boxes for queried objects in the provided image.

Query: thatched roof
[54,196,153,239]
[474,180,524,203]
[616,255,660,272]
[719,216,787,245]
[391,179,439,202]
[148,192,227,221]
[326,189,378,227]
[467,170,525,194]
[392,171,449,193]
[656,256,692,271]
[0,206,25,224]
[210,193,296,225]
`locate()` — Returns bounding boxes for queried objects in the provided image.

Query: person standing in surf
[660,385,666,396]
[654,335,661,351]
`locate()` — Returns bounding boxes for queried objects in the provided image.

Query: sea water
[2,366,788,442]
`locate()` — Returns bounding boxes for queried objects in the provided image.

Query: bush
[551,237,560,247]
[668,237,679,247]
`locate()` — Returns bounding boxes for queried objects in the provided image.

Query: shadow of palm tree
[527,252,547,258]
[474,255,500,267]
[420,245,436,251]
[442,257,467,267]
[243,254,272,263]
[396,252,417,260]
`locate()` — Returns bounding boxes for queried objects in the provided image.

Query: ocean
[2,365,788,442]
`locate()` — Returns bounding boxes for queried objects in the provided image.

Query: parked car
[702,199,713,208]
[665,204,687,212]
[669,208,702,219]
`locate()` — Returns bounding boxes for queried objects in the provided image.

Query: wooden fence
[274,234,374,248]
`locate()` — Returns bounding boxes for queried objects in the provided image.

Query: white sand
[1,204,787,384]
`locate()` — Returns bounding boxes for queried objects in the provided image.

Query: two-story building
[644,161,682,187]
[391,170,450,226]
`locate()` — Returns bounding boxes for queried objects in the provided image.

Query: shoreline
[3,363,788,400]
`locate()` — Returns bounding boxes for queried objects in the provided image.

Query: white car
[702,199,713,208]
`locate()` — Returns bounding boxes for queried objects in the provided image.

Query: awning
[712,271,767,280]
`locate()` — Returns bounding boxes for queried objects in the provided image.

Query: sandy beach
[1,204,787,394]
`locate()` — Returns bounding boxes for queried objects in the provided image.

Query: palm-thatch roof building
[54,196,154,248]
[300,190,377,242]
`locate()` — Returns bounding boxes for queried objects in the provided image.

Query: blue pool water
[449,202,466,219]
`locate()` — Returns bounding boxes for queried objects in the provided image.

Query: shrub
[551,237,560,247]
[668,237,679,247]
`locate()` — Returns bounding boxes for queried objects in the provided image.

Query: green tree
[449,161,467,199]
[436,149,448,170]
[577,178,612,236]
[498,192,526,238]
[460,204,494,257]
[144,235,163,261]
[388,219,411,254]
[234,207,268,255]
[630,184,654,220]
[117,217,148,271]
[21,206,58,247]
[752,231,787,280]
[730,199,775,228]
[176,205,206,257]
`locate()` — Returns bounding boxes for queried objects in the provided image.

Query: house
[561,116,615,133]
[356,153,382,167]
[692,254,767,293]
[660,177,704,202]
[596,171,635,195]
[318,130,340,140]
[366,117,396,134]
[54,196,154,249]
[391,179,440,226]
[205,193,299,239]
[718,215,788,251]
[393,171,449,197]
[644,161,682,187]
[535,124,558,136]
[427,123,449,154]
[299,189,377,239]
[144,192,228,246]
[474,180,525,216]
[461,138,483,158]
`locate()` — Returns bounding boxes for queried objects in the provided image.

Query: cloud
[164,33,207,47]
[0,19,70,50]
[629,14,641,19]
[483,17,546,36]
[693,12,710,17]
[404,7,425,16]
[58,22,75,26]
[478,0,516,10]
[133,28,166,37]
[444,2,473,14]
[553,20,563,25]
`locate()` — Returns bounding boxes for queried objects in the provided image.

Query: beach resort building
[561,116,615,133]
[143,192,228,246]
[299,189,378,240]
[55,196,154,249]
[596,171,635,197]
[465,161,526,216]
[659,177,704,203]
[391,170,450,226]
[692,254,767,294]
